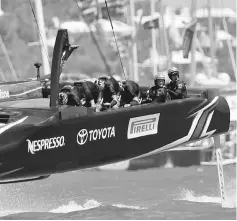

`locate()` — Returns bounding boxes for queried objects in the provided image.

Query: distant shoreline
[135,0,236,11]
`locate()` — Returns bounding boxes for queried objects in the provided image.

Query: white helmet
[154,73,166,81]
[218,73,230,85]
[113,74,122,82]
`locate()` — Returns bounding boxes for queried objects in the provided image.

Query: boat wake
[50,199,101,213]
[111,204,147,210]
[50,199,147,213]
[0,199,148,218]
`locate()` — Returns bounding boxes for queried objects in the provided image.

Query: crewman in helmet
[76,80,100,108]
[96,75,109,88]
[59,84,81,106]
[95,75,121,112]
[146,72,171,103]
[58,80,100,109]
[166,67,188,100]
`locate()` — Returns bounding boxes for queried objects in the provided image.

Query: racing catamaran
[0,28,230,184]
[0,0,231,208]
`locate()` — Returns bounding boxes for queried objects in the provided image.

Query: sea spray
[112,204,148,210]
[50,199,101,213]
[222,177,236,208]
[176,188,236,208]
[177,189,221,204]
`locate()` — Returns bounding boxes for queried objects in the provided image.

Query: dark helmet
[60,84,73,93]
[168,67,179,79]
[97,75,109,86]
[98,75,109,81]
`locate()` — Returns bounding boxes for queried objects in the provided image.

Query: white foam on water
[112,204,148,210]
[177,188,236,208]
[176,172,236,208]
[49,199,101,213]
[49,200,148,213]
[222,177,237,208]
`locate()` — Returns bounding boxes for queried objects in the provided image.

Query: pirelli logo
[127,113,160,139]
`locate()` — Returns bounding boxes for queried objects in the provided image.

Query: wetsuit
[97,77,121,110]
[166,80,187,100]
[59,85,81,106]
[59,81,100,107]
[74,81,100,107]
[120,80,140,107]
[147,86,171,103]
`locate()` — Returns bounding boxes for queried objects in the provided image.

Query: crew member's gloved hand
[167,89,178,96]
[131,97,140,106]
[110,99,118,108]
[59,92,68,105]
[124,104,131,108]
[146,97,152,103]
[95,103,102,112]
[140,99,148,104]
[80,98,86,106]
[111,99,120,110]
[103,102,111,108]
[112,104,120,110]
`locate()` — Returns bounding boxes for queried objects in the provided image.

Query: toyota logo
[77,129,88,145]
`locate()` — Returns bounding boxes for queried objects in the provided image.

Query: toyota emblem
[77,129,88,145]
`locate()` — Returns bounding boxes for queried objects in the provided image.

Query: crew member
[59,81,100,108]
[120,80,141,107]
[166,67,188,100]
[59,84,80,106]
[146,73,171,103]
[96,76,121,112]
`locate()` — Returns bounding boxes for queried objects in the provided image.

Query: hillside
[0,0,236,82]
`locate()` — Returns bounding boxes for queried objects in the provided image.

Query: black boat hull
[0,29,230,183]
[0,95,230,182]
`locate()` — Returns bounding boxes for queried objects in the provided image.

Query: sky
[136,0,236,11]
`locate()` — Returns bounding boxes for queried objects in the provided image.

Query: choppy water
[0,165,236,219]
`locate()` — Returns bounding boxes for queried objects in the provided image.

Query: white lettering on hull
[27,136,65,154]
[77,126,115,145]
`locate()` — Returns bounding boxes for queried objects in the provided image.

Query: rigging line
[104,0,127,80]
[74,0,112,76]
[0,35,18,81]
[28,0,51,68]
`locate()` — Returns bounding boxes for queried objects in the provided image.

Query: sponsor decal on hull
[130,96,219,160]
[127,113,160,139]
[77,126,115,145]
[27,136,65,154]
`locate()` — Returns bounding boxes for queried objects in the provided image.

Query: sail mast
[34,0,50,75]
[129,0,139,82]
[126,1,133,80]
[151,0,157,75]
[0,36,18,81]
[190,0,197,86]
[159,0,171,69]
[207,0,216,78]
